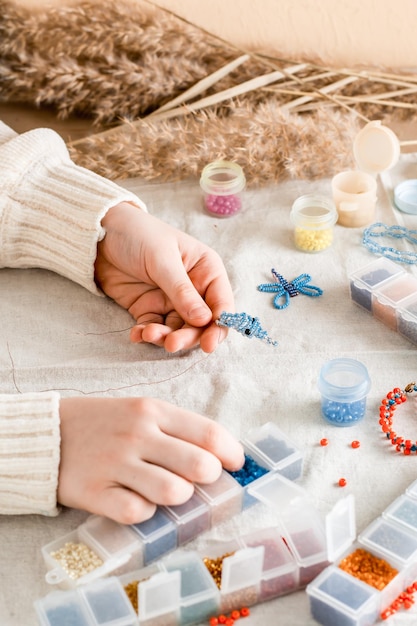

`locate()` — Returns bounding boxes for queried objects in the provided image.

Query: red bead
[381,608,394,620]
[210,619,219,626]
[230,610,241,620]
[320,438,329,446]
[218,616,227,624]
[240,607,250,617]
[338,478,347,487]
[225,619,235,626]
[351,440,360,449]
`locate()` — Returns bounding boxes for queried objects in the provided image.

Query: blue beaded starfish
[216,312,278,346]
[258,269,323,309]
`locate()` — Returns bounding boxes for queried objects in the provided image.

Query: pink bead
[204,193,242,216]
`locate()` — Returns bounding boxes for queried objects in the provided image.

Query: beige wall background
[11,0,417,69]
[151,0,417,69]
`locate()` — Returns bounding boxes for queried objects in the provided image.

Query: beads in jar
[290,194,337,252]
[200,160,246,217]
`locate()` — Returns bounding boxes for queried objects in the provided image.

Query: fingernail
[188,304,209,322]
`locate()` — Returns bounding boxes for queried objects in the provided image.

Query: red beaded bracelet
[379,382,417,454]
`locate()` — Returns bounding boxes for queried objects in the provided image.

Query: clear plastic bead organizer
[41,422,304,589]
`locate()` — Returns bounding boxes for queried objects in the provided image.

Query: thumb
[167,276,212,326]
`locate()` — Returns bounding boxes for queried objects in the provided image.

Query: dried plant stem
[280,75,359,111]
[148,53,251,116]
[70,61,308,146]
[143,63,308,122]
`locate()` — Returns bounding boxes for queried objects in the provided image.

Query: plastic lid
[325,494,356,562]
[394,179,417,214]
[318,357,371,402]
[353,120,400,174]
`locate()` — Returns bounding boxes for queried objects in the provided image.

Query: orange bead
[240,607,250,617]
[320,438,329,446]
[230,610,241,620]
[338,478,347,487]
[351,440,360,449]
[210,619,219,626]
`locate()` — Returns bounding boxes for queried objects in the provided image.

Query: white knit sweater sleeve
[0,122,146,515]
[0,121,147,294]
[0,392,61,515]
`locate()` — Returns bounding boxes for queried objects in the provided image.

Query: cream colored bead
[50,541,104,579]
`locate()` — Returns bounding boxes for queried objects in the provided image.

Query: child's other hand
[58,396,244,524]
[95,203,234,353]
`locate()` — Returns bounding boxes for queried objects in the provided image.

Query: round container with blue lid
[318,358,371,427]
[394,179,417,215]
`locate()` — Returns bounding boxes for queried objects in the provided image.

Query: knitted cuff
[0,121,18,146]
[0,392,61,516]
[0,127,146,294]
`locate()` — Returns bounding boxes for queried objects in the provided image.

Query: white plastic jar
[290,194,338,253]
[200,160,246,217]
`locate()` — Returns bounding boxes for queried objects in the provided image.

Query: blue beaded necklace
[362,222,417,265]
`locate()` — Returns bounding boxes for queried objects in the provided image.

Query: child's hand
[95,203,234,352]
[95,202,234,353]
[58,396,244,524]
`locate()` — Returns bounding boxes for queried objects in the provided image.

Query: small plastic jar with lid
[290,194,338,252]
[317,358,371,427]
[200,160,246,217]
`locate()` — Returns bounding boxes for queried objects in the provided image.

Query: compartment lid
[221,546,264,593]
[325,494,356,562]
[247,471,309,510]
[138,571,181,620]
[353,120,400,174]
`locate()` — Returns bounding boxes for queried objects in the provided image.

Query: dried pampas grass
[0,0,265,123]
[1,0,416,184]
[69,101,357,184]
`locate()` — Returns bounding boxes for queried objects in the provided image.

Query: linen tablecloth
[1,153,417,626]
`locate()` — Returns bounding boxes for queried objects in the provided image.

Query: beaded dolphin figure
[216,312,278,346]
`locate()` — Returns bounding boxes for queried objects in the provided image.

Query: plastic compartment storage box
[236,421,304,508]
[357,516,417,572]
[397,292,417,345]
[241,421,304,482]
[129,508,177,565]
[248,472,356,587]
[195,470,243,527]
[307,564,381,626]
[383,494,417,536]
[42,516,143,588]
[242,527,300,601]
[349,258,417,345]
[162,491,211,546]
[307,477,417,626]
[36,472,358,626]
[372,273,417,330]
[349,257,405,312]
[163,550,221,625]
[34,577,139,626]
